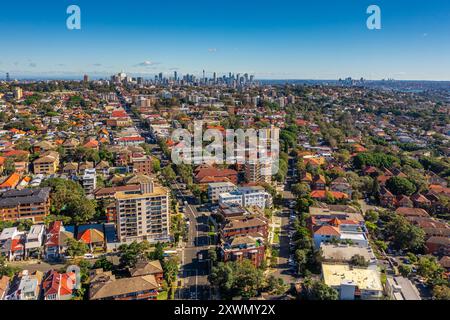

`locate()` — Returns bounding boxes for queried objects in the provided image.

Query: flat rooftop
[322,263,383,291]
[321,244,375,262]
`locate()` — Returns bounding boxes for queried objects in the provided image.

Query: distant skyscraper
[174,71,178,81]
[5,73,10,82]
[213,72,216,83]
[83,74,89,82]
[202,70,205,82]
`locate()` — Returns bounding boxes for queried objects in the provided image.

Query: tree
[209,260,264,299]
[386,176,416,196]
[93,256,114,271]
[66,197,96,224]
[162,166,176,181]
[398,264,412,277]
[66,238,88,257]
[350,254,369,267]
[265,276,287,294]
[432,285,450,300]
[41,178,96,224]
[385,215,425,252]
[0,255,20,277]
[148,242,165,261]
[291,183,311,197]
[353,152,399,170]
[152,157,161,173]
[303,279,338,300]
[417,256,445,284]
[118,241,150,268]
[295,249,308,274]
[365,210,379,223]
[296,195,314,213]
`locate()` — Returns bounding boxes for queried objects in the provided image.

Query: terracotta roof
[310,190,349,200]
[0,173,21,189]
[314,225,340,236]
[78,228,105,244]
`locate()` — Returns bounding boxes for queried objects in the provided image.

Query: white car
[84,253,95,259]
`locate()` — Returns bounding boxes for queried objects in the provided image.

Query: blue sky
[1,0,450,80]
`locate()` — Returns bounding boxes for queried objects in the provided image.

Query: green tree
[162,166,177,181]
[291,183,311,197]
[386,176,416,196]
[152,157,161,173]
[417,256,445,284]
[66,238,88,257]
[209,260,264,299]
[118,241,150,268]
[93,256,114,271]
[432,285,450,300]
[148,242,165,261]
[303,278,338,300]
[385,215,425,252]
[350,254,369,267]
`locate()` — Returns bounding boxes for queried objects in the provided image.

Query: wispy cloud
[29,62,37,68]
[134,60,161,67]
[208,48,217,53]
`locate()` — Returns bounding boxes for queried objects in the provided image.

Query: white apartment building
[218,187,272,209]
[207,182,236,202]
[82,169,97,195]
[115,180,170,243]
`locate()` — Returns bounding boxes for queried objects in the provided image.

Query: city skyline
[1,0,450,80]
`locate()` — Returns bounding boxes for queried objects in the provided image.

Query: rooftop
[322,263,383,292]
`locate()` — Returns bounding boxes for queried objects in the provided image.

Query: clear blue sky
[1,0,450,80]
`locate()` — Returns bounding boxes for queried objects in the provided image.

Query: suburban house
[44,221,74,260]
[41,270,76,300]
[5,270,43,300]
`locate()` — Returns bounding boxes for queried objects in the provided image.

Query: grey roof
[0,187,51,207]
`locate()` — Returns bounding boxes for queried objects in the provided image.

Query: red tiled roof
[314,225,340,236]
[118,136,145,142]
[310,190,349,200]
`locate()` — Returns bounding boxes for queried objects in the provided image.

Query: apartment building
[115,177,170,243]
[82,169,97,195]
[0,188,51,222]
[207,182,236,202]
[245,160,272,184]
[33,151,60,175]
[130,153,153,175]
[218,186,272,209]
